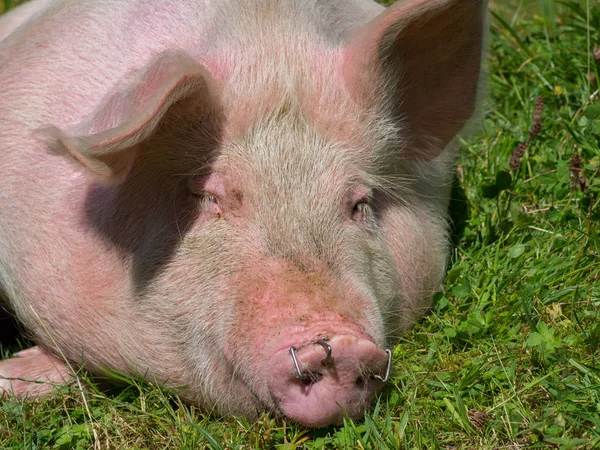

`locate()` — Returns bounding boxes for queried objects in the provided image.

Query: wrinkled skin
[0,0,486,426]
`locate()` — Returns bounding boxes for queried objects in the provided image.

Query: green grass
[0,0,23,15]
[1,0,600,448]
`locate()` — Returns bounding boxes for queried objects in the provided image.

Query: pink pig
[0,0,486,427]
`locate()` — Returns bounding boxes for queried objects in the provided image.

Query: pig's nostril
[355,377,367,389]
[300,372,323,385]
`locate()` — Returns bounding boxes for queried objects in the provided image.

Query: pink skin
[220,256,389,424]
[0,347,73,399]
[223,260,380,357]
[208,46,374,149]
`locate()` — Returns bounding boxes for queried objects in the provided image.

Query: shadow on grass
[448,173,470,251]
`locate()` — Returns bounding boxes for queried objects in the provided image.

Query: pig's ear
[44,51,216,182]
[344,0,486,160]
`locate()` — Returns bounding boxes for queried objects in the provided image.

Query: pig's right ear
[43,51,216,182]
[344,0,486,160]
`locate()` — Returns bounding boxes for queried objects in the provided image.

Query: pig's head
[45,0,486,427]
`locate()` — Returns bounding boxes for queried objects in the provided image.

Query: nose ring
[290,346,392,382]
[289,339,333,379]
[372,348,392,383]
[289,346,304,379]
[316,339,332,364]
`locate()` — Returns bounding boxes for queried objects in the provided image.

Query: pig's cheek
[379,209,448,328]
[220,288,277,364]
[185,209,223,233]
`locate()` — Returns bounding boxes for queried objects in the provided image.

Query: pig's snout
[267,335,391,427]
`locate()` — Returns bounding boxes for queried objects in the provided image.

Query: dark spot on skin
[296,261,309,272]
[232,189,244,204]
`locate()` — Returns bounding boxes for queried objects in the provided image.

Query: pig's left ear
[344,0,487,160]
[43,51,217,182]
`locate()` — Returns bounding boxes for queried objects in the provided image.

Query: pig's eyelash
[351,201,376,228]
[200,194,220,211]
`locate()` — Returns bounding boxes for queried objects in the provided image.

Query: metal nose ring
[372,349,392,383]
[289,340,333,379]
[316,339,332,365]
[289,346,304,379]
[290,344,391,382]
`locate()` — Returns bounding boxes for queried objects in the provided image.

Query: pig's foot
[0,346,74,399]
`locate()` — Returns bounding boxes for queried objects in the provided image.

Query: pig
[0,0,486,427]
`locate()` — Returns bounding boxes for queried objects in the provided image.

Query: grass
[0,0,23,14]
[1,0,599,448]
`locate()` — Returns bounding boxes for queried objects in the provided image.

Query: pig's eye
[189,188,222,215]
[187,178,223,215]
[203,194,218,204]
[352,200,371,222]
[199,193,221,215]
